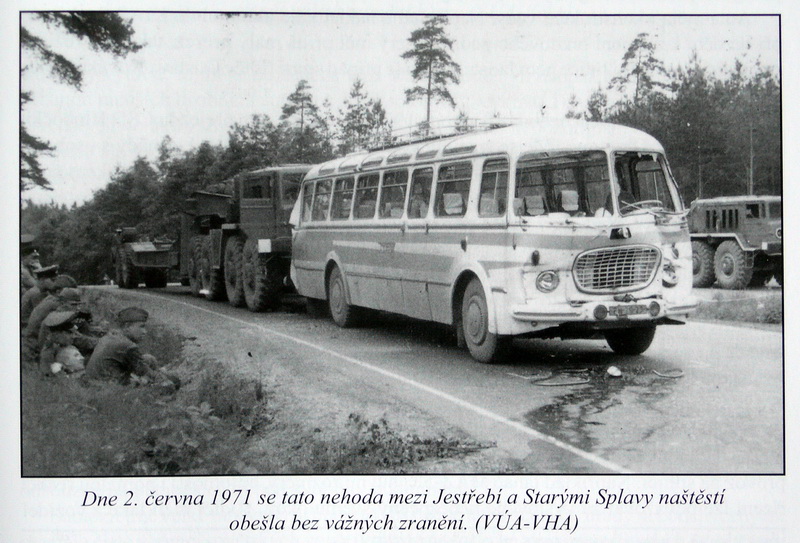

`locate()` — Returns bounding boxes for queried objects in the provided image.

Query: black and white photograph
[4,4,794,541]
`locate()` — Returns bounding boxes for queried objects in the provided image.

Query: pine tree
[21,12,142,191]
[401,16,461,129]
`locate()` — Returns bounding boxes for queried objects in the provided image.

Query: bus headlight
[648,301,661,317]
[662,262,678,287]
[536,270,560,292]
[776,227,782,239]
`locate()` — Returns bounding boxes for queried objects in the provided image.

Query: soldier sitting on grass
[39,310,86,377]
[84,307,180,391]
[22,275,78,363]
[20,265,59,327]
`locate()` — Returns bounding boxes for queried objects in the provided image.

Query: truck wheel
[144,269,168,288]
[242,239,281,311]
[461,278,501,363]
[224,236,245,307]
[691,241,715,288]
[114,252,123,287]
[201,236,226,301]
[327,265,360,327]
[714,240,753,289]
[189,236,203,297]
[120,247,139,289]
[604,326,656,355]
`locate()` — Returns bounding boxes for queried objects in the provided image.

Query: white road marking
[136,291,633,474]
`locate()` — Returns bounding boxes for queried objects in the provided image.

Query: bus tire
[604,325,656,355]
[691,241,715,288]
[714,240,752,289]
[242,239,281,311]
[120,247,139,289]
[189,236,203,297]
[224,236,246,307]
[461,278,500,363]
[201,236,227,301]
[327,265,359,327]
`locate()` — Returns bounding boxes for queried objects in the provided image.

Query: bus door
[401,166,435,321]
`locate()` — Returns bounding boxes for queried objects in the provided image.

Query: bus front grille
[573,245,661,293]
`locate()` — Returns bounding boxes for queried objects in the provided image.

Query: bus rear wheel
[604,325,656,355]
[461,278,501,363]
[327,265,359,327]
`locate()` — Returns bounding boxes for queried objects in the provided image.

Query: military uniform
[20,287,46,326]
[38,311,85,376]
[20,234,40,294]
[84,330,154,385]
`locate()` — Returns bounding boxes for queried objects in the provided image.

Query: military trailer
[111,227,177,289]
[180,165,311,311]
[689,195,782,289]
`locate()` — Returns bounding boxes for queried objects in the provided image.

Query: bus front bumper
[511,296,698,324]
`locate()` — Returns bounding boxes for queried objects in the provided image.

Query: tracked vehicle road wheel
[604,325,656,355]
[714,240,752,289]
[201,236,226,301]
[691,241,715,288]
[242,239,281,311]
[224,236,245,307]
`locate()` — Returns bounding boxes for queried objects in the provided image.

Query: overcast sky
[20,12,780,206]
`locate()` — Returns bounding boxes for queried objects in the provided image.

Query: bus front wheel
[604,325,656,355]
[461,278,501,363]
[327,265,359,327]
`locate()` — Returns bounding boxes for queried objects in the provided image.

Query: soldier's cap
[58,287,82,303]
[53,275,78,289]
[117,307,149,324]
[42,310,78,331]
[34,265,60,279]
[21,234,39,256]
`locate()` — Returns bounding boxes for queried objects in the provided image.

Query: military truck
[689,195,782,289]
[111,227,177,289]
[180,165,311,311]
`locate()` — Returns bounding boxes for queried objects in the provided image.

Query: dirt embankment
[22,289,514,476]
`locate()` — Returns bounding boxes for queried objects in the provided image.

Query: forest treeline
[21,32,780,285]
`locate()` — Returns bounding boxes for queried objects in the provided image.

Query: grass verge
[22,290,492,475]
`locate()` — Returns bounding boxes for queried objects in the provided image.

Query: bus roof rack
[367,117,530,152]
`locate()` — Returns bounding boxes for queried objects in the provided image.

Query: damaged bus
[290,120,697,362]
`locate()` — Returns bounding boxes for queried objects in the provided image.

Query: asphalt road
[101,285,784,474]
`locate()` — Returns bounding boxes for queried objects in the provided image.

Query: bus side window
[514,164,548,216]
[435,162,472,217]
[407,167,433,219]
[311,180,332,221]
[479,158,508,217]
[379,170,409,218]
[354,174,379,219]
[301,181,315,222]
[330,177,355,220]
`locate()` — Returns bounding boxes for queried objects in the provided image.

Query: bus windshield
[614,152,679,215]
